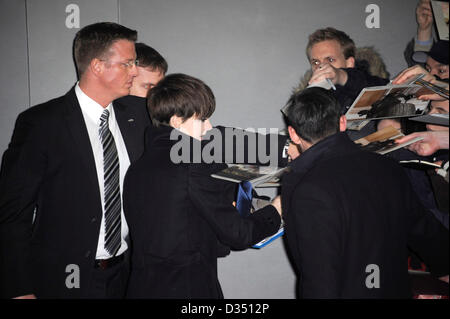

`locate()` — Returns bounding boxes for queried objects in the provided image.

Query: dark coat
[123,125,281,299]
[335,67,389,114]
[0,88,150,298]
[282,132,449,298]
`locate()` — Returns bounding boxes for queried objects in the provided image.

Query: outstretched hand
[395,131,449,156]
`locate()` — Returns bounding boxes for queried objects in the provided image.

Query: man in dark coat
[123,73,282,298]
[281,87,449,298]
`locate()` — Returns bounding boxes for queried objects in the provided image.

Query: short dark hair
[147,73,215,127]
[428,40,449,65]
[306,27,355,60]
[284,87,341,144]
[135,43,168,74]
[73,22,137,77]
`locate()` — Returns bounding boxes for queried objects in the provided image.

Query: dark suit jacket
[123,125,281,299]
[0,89,150,298]
[282,132,449,299]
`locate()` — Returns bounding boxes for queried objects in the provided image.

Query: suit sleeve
[187,165,281,250]
[0,111,47,298]
[290,183,343,298]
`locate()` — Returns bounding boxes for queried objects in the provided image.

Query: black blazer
[0,89,150,298]
[123,125,281,299]
[282,132,449,299]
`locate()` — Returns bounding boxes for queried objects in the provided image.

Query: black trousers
[86,255,130,299]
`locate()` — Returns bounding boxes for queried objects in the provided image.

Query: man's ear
[289,126,313,153]
[345,56,355,68]
[288,126,301,144]
[339,115,347,132]
[169,115,182,128]
[90,58,104,77]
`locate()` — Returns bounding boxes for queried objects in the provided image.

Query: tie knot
[100,109,110,125]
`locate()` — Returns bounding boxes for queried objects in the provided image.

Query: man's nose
[312,61,326,71]
[130,64,139,77]
[429,68,439,76]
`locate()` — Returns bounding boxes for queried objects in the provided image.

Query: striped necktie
[99,109,121,256]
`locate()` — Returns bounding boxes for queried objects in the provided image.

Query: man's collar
[75,82,113,124]
[289,132,352,174]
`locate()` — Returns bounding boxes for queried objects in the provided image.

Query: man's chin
[122,87,131,96]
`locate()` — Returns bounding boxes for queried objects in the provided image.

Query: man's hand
[392,65,449,101]
[13,294,37,299]
[271,195,282,217]
[287,142,301,161]
[395,131,449,156]
[309,63,348,87]
[439,275,449,284]
[416,0,433,40]
[393,65,436,85]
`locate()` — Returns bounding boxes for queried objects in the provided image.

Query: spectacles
[101,59,139,69]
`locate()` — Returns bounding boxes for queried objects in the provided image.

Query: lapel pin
[128,118,135,122]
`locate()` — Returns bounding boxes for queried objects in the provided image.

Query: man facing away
[281,87,449,298]
[0,22,150,298]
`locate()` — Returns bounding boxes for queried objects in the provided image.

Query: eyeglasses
[101,59,139,69]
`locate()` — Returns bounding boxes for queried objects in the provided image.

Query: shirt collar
[75,82,113,125]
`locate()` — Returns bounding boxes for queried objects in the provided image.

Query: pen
[326,78,336,91]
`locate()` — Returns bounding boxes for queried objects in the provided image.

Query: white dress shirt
[75,83,130,259]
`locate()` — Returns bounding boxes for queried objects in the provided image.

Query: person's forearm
[417,27,432,43]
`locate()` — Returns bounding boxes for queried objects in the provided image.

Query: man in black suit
[0,22,150,298]
[281,87,449,298]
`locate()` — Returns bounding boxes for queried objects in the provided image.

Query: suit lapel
[63,87,101,197]
[114,100,142,163]
[113,96,148,163]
